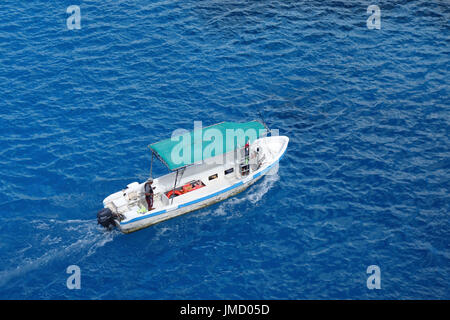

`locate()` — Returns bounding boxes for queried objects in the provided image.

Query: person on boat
[255,147,262,169]
[244,138,250,164]
[144,178,155,211]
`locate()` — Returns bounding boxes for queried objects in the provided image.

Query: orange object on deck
[182,184,193,193]
[166,180,205,199]
[166,189,183,199]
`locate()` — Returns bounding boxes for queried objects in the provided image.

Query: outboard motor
[97,208,117,229]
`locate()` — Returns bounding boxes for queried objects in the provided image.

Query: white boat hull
[101,135,289,233]
[119,174,264,233]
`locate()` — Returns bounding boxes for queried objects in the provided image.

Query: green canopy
[149,121,266,171]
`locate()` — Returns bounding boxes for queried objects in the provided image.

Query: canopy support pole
[171,169,179,204]
[170,167,187,204]
[258,111,270,136]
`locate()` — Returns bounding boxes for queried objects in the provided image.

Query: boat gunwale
[119,136,288,227]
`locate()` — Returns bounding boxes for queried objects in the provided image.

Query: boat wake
[0,218,119,288]
[247,163,280,204]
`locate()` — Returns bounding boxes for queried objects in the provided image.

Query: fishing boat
[97,120,289,233]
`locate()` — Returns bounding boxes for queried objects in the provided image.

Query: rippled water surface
[0,0,449,299]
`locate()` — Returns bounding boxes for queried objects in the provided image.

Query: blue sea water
[0,0,448,299]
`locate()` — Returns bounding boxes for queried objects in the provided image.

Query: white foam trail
[247,164,280,204]
[0,219,118,288]
[0,166,282,287]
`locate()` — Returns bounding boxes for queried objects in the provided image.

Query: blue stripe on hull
[120,151,285,227]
